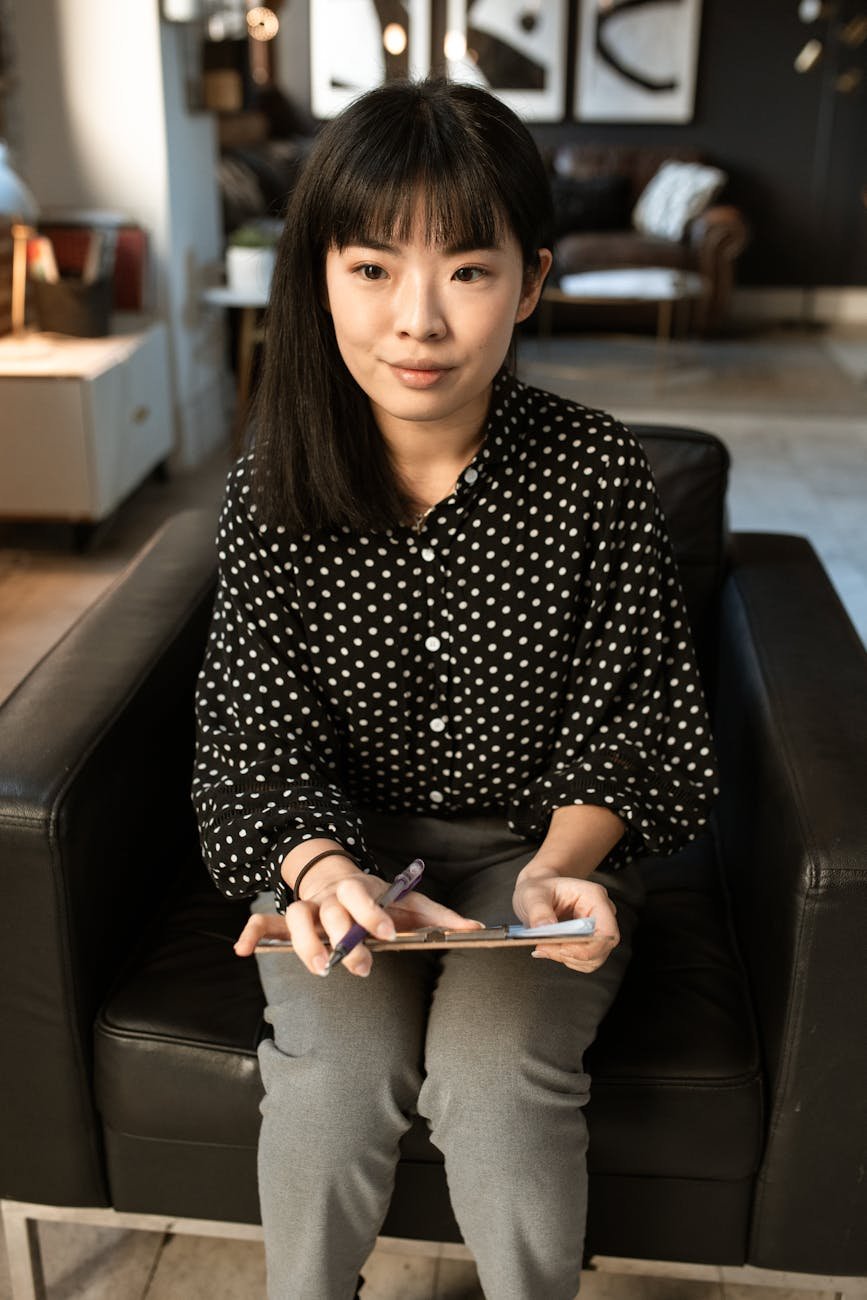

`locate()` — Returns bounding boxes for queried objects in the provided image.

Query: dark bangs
[321,120,508,261]
[306,78,550,269]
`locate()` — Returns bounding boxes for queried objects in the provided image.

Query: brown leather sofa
[1,425,865,1294]
[541,145,750,333]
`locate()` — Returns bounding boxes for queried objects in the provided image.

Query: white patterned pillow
[633,161,727,241]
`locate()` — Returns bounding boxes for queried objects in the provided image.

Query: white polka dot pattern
[192,371,719,910]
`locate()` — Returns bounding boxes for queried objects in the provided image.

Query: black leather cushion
[550,173,632,239]
[635,427,730,682]
[94,831,761,1212]
[95,869,265,1150]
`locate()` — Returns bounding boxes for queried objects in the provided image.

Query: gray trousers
[252,808,646,1300]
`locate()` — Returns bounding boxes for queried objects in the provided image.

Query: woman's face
[323,199,552,443]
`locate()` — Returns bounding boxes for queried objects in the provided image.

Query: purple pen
[323,857,425,974]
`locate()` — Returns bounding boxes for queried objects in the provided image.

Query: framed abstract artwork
[443,0,568,121]
[311,0,432,118]
[574,0,703,124]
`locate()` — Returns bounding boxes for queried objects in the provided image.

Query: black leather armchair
[1,426,865,1298]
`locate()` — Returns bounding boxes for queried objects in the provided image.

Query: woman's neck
[374,385,491,510]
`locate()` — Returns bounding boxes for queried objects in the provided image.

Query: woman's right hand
[234,867,484,977]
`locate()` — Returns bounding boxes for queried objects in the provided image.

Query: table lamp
[0,141,39,336]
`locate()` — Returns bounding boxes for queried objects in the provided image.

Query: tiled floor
[2,1223,866,1300]
[1,326,865,1298]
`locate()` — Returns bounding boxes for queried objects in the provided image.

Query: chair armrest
[687,205,750,327]
[0,509,217,1205]
[688,204,750,258]
[713,531,867,1274]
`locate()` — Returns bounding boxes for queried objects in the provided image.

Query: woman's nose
[393,274,446,338]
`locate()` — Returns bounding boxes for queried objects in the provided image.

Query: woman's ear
[515,249,554,324]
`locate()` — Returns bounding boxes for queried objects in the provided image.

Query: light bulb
[794,38,823,72]
[247,7,279,41]
[383,23,407,55]
[443,29,467,60]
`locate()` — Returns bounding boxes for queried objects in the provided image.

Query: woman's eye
[453,266,487,283]
[357,264,386,281]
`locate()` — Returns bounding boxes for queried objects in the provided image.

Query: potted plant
[225,221,281,297]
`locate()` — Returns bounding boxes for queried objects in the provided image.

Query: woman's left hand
[512,868,620,973]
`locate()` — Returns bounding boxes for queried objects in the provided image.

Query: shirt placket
[409,462,483,811]
[414,529,447,808]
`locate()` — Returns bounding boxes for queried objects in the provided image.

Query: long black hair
[248,76,554,536]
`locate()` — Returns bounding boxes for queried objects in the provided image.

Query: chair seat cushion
[95,836,762,1200]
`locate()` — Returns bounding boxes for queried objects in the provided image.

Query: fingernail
[312,954,328,975]
[531,949,545,959]
[376,920,396,940]
[358,958,372,977]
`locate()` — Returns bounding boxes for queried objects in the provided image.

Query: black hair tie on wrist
[293,849,360,902]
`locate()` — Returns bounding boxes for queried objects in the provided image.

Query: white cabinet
[0,324,173,521]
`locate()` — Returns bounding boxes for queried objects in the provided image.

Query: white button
[421,547,435,562]
[464,466,479,485]
[425,635,441,652]
[430,790,444,803]
[430,717,446,732]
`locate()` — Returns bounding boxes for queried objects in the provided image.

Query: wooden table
[540,267,710,367]
[201,283,269,409]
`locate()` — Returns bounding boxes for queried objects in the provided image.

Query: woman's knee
[257,1034,421,1172]
[416,955,602,1138]
[256,956,436,1134]
[258,1001,426,1119]
[418,1035,590,1133]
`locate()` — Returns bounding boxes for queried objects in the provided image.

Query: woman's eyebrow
[347,237,503,255]
[348,238,398,253]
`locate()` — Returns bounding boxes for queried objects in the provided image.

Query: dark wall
[528,0,867,287]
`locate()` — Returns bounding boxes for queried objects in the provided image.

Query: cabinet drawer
[0,325,174,522]
[0,379,92,517]
[87,329,173,516]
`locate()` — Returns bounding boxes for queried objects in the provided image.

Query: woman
[193,76,718,1300]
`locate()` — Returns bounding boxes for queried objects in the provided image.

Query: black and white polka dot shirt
[192,370,718,912]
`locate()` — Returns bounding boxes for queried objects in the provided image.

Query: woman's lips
[387,363,453,389]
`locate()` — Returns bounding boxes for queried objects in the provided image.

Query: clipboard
[255,917,596,953]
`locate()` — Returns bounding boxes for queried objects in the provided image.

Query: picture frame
[311,0,432,119]
[574,0,703,124]
[443,0,568,122]
[160,0,204,20]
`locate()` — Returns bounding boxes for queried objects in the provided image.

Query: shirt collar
[464,366,523,478]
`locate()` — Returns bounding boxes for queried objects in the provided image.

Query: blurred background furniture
[0,324,172,539]
[542,145,750,334]
[35,216,151,314]
[1,425,865,1296]
[204,91,314,417]
[201,281,267,412]
[540,267,709,362]
[214,89,315,240]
